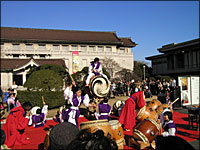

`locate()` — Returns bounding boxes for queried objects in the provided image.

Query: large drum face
[90,76,110,98]
[133,119,160,143]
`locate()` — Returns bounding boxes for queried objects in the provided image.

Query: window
[81,46,87,51]
[13,54,19,58]
[71,45,78,51]
[26,44,33,50]
[120,48,125,53]
[39,45,46,50]
[106,47,111,52]
[89,46,95,52]
[53,45,59,50]
[26,54,33,58]
[13,44,20,50]
[62,45,69,50]
[98,46,103,52]
[40,54,46,58]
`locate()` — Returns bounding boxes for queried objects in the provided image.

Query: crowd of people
[109,78,177,102]
[0,58,194,150]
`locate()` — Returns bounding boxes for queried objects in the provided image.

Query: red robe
[119,91,146,130]
[3,106,30,148]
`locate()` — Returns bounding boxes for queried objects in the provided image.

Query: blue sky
[1,1,199,64]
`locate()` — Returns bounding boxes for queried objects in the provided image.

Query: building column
[22,72,26,85]
[8,72,13,88]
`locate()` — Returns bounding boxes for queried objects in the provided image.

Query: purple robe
[99,103,111,120]
[66,94,85,126]
[91,62,101,76]
[32,113,46,128]
[163,120,177,134]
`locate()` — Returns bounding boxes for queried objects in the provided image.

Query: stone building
[1,27,136,89]
[146,38,200,77]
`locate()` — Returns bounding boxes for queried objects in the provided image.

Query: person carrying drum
[85,57,108,86]
[119,91,146,131]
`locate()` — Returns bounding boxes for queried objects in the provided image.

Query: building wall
[0,72,13,89]
[1,42,134,74]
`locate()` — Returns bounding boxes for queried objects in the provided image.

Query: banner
[72,51,79,73]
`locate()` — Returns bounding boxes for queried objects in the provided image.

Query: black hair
[36,108,42,115]
[10,103,15,110]
[22,102,32,110]
[0,129,6,145]
[94,57,99,62]
[156,135,195,150]
[103,97,109,103]
[67,129,118,150]
[163,111,173,120]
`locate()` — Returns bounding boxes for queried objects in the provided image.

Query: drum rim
[136,106,146,118]
[133,129,149,144]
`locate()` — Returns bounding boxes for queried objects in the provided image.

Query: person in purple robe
[53,106,69,123]
[162,111,177,137]
[28,100,48,128]
[95,97,111,120]
[66,87,95,126]
[85,57,108,86]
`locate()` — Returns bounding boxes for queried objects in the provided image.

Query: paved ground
[2,95,199,149]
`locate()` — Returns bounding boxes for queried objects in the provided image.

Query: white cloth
[86,63,108,85]
[162,120,176,137]
[64,87,73,103]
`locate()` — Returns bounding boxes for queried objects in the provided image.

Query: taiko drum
[133,118,160,144]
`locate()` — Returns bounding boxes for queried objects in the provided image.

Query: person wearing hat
[85,57,108,86]
[48,122,79,150]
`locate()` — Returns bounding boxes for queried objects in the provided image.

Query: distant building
[146,38,200,77]
[0,27,137,89]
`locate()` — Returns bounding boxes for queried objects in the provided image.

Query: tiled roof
[0,58,67,71]
[1,27,136,47]
[119,37,137,47]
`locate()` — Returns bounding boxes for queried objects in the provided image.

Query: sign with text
[72,51,79,73]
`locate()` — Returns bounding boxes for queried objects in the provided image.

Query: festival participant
[64,82,75,109]
[95,97,111,120]
[3,102,32,148]
[85,57,108,86]
[28,97,48,128]
[119,91,146,131]
[162,111,177,137]
[66,87,95,126]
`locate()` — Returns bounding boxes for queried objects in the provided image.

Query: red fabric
[3,106,30,148]
[119,91,145,129]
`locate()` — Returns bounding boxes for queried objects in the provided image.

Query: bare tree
[101,57,121,78]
